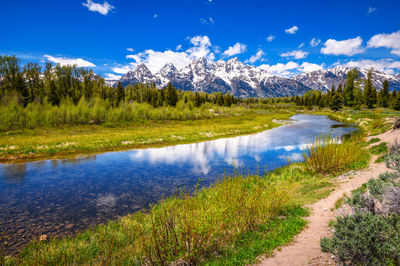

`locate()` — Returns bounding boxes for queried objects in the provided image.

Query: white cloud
[298,43,305,48]
[176,44,182,51]
[310,38,321,47]
[104,73,122,80]
[300,62,324,72]
[341,59,400,74]
[44,55,96,67]
[259,61,299,76]
[267,35,275,42]
[222,42,247,57]
[122,35,215,74]
[126,48,134,52]
[367,30,400,56]
[280,50,309,59]
[187,35,215,60]
[367,7,376,15]
[259,61,324,76]
[153,14,158,18]
[112,65,132,74]
[245,49,265,63]
[82,0,115,15]
[321,36,364,56]
[285,26,298,34]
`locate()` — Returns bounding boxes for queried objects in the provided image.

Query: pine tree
[115,82,125,106]
[363,70,376,109]
[165,82,178,107]
[344,68,358,107]
[378,80,390,108]
[330,91,343,111]
[394,94,400,111]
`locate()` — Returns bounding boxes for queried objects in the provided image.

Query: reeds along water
[303,134,364,174]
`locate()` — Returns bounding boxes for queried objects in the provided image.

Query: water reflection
[0,114,356,254]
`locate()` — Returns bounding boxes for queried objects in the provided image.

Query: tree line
[0,55,238,108]
[288,69,400,111]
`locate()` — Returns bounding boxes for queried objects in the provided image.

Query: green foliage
[321,213,400,265]
[10,172,294,265]
[368,138,380,144]
[369,142,388,155]
[303,135,367,174]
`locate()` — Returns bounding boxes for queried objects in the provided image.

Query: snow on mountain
[115,58,400,98]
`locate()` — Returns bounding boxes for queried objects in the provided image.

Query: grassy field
[0,109,293,163]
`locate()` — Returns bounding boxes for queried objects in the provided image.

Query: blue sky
[1,0,400,79]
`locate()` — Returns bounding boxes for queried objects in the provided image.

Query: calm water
[0,114,356,253]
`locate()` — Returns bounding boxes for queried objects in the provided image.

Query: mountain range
[111,58,400,98]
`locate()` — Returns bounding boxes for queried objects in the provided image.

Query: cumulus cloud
[300,62,324,72]
[342,59,400,74]
[112,65,132,74]
[259,61,300,76]
[280,50,309,59]
[266,35,275,42]
[126,50,192,73]
[176,44,182,51]
[285,26,298,34]
[367,30,400,56]
[310,38,321,47]
[321,36,364,56]
[104,73,122,80]
[367,7,376,15]
[222,42,247,57]
[259,61,324,76]
[44,55,96,67]
[245,49,265,63]
[187,35,215,59]
[82,0,115,15]
[121,35,215,74]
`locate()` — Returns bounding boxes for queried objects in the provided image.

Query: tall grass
[0,98,246,131]
[7,173,293,265]
[303,135,366,174]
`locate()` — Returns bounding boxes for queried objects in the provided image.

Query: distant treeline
[0,55,240,131]
[277,69,399,111]
[0,55,237,108]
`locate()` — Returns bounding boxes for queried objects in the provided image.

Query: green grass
[203,207,309,265]
[368,138,381,145]
[0,110,293,162]
[375,155,386,163]
[303,135,368,174]
[369,142,388,155]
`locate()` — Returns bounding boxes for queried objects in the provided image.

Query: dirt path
[257,130,400,266]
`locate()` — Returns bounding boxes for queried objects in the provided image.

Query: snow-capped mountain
[114,58,400,97]
[292,66,400,92]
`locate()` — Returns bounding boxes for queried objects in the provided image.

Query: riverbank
[2,125,371,265]
[0,109,293,163]
[258,131,393,265]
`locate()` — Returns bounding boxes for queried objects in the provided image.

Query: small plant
[367,138,380,145]
[369,142,388,155]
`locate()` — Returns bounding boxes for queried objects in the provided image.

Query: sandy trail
[257,129,400,266]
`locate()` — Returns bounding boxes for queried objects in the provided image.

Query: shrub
[394,117,400,131]
[320,213,400,265]
[303,135,364,174]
